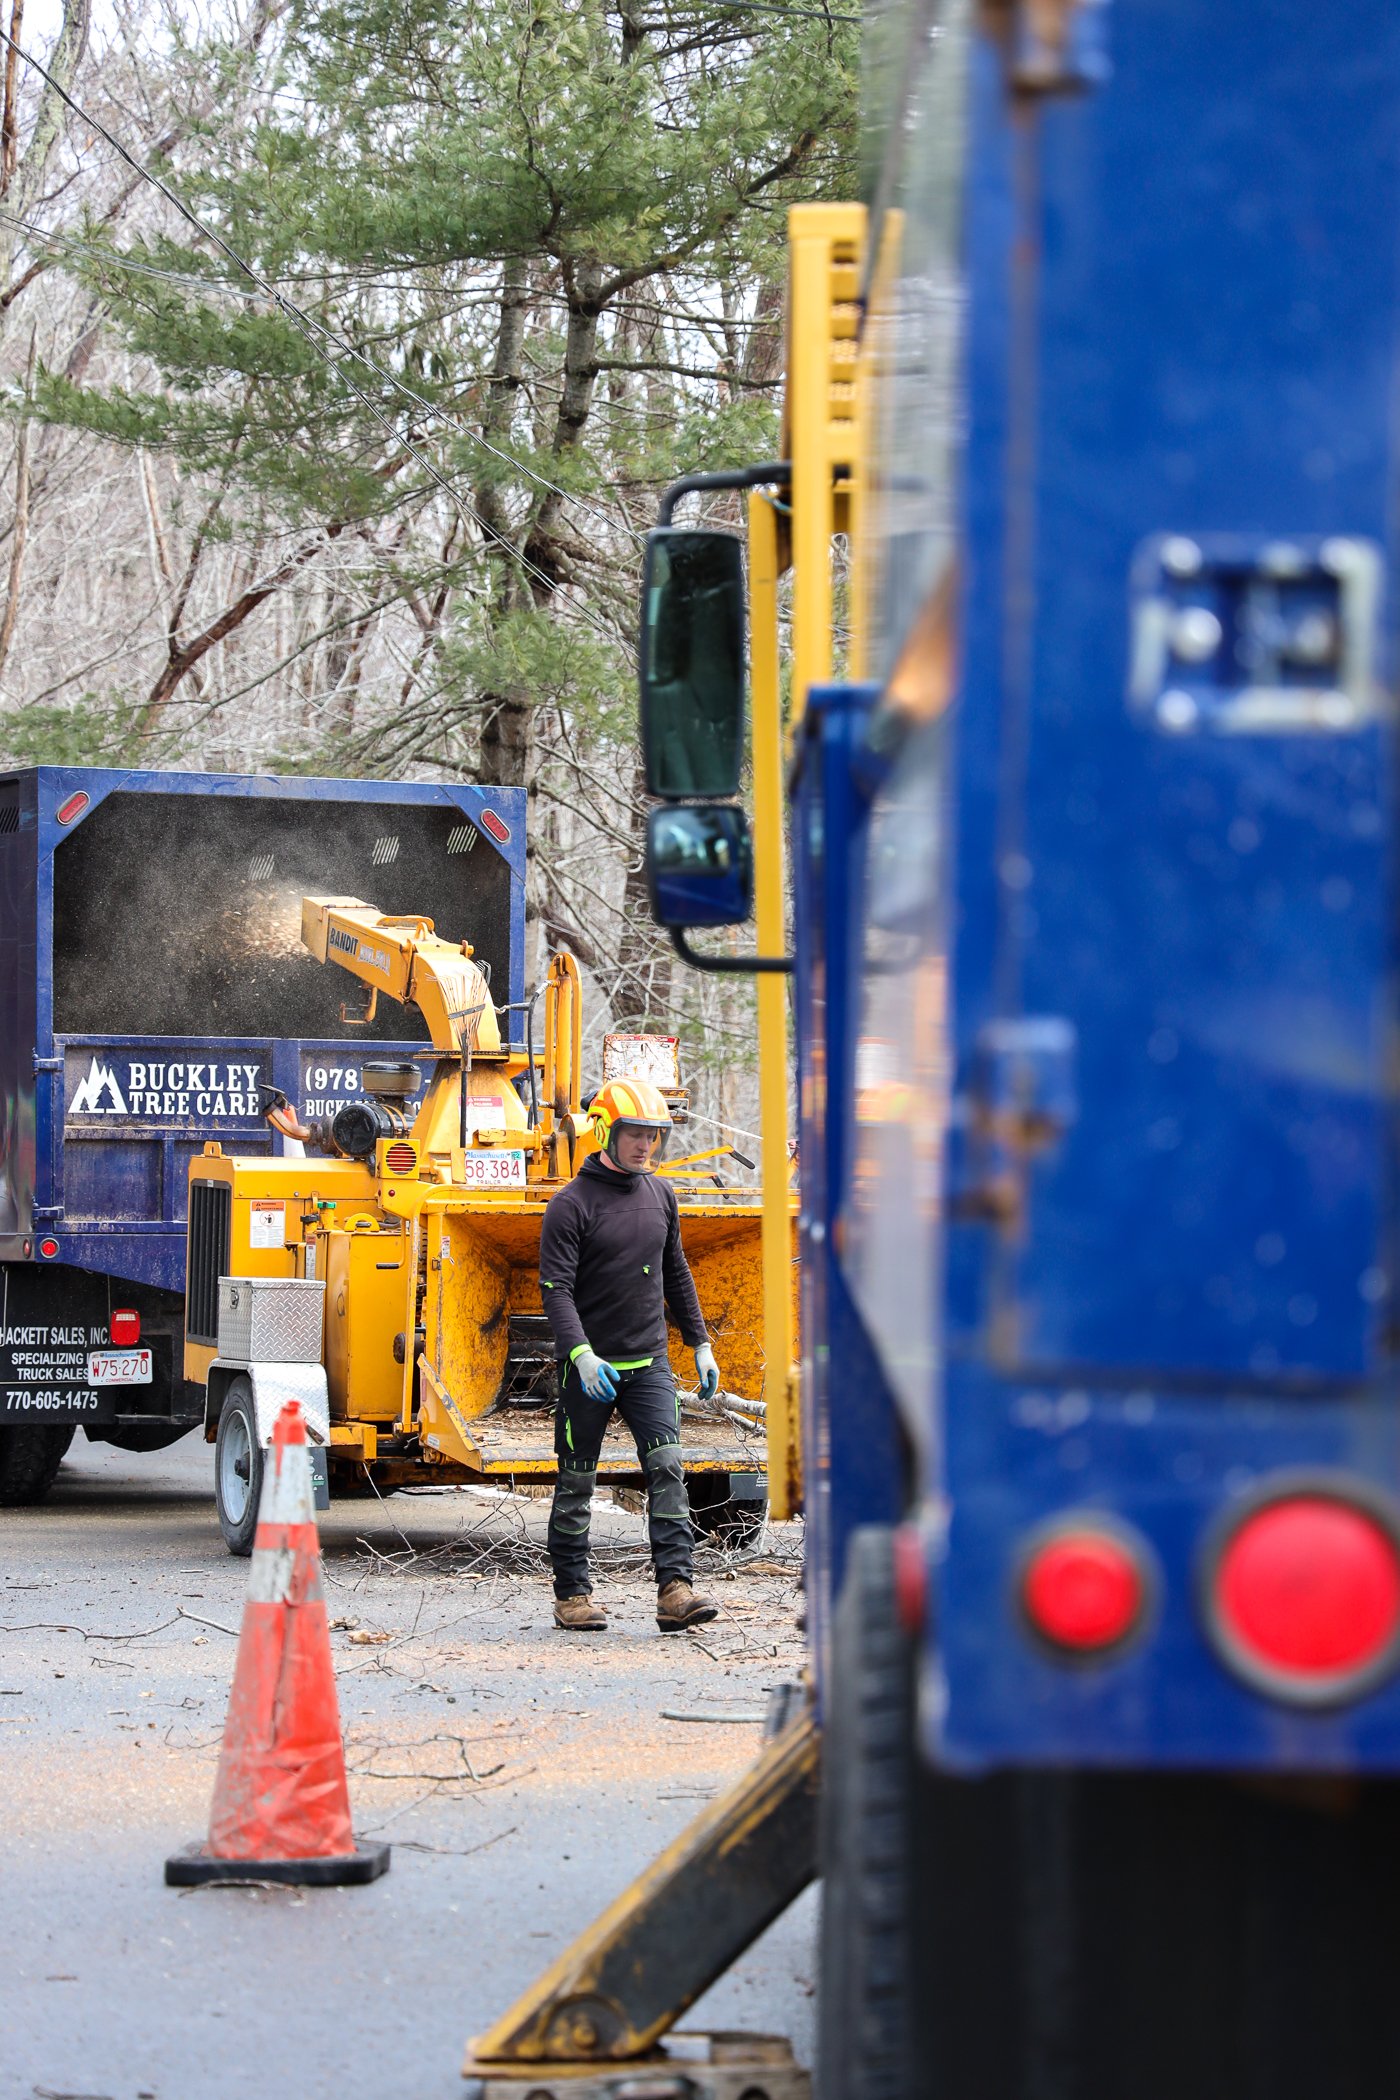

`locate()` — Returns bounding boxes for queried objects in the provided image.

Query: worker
[539,1073,721,1633]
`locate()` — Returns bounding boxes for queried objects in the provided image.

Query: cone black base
[164,1839,390,1887]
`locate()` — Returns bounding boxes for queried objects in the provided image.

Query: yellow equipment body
[185,896,789,1498]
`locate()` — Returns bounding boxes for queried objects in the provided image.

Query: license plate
[86,1348,153,1386]
[461,1149,526,1189]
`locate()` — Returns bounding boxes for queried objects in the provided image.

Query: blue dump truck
[0,766,524,1507]
[463,7,1400,2098]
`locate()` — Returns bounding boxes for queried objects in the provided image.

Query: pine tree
[33,0,856,1038]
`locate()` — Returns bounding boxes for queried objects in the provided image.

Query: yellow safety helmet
[588,1074,673,1168]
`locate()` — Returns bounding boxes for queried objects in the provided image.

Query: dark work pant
[547,1359,692,1596]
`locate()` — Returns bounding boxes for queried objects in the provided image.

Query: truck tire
[214,1379,263,1557]
[816,1524,918,2100]
[0,1424,74,1507]
[817,1583,1400,2100]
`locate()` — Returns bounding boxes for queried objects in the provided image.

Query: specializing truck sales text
[1,1324,124,1412]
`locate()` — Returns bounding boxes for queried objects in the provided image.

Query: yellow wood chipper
[182,895,781,1553]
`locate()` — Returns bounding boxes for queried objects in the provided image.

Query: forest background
[0,0,858,1139]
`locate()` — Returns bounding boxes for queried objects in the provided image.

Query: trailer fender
[204,1359,330,1448]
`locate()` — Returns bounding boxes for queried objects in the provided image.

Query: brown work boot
[656,1580,719,1632]
[554,1593,607,1631]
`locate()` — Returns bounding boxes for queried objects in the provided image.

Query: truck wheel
[215,1381,263,1557]
[0,1424,74,1507]
[816,1524,918,2100]
[688,1470,766,1548]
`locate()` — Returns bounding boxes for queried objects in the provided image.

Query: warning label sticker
[249,1201,286,1250]
[463,1095,505,1134]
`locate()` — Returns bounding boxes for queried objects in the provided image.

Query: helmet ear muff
[588,1075,673,1168]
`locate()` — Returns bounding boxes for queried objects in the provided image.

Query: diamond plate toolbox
[217,1277,325,1364]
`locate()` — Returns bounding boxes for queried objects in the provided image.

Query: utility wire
[0,43,647,659]
[643,0,856,18]
[0,206,526,318]
[0,204,270,298]
[697,0,861,19]
[0,25,642,562]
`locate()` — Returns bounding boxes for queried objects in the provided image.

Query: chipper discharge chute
[183,894,784,1552]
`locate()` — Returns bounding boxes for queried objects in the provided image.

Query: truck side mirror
[639,529,746,799]
[646,805,753,928]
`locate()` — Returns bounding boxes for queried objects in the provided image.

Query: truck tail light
[1021,1521,1147,1657]
[38,1236,58,1259]
[1207,1489,1400,1705]
[892,1523,927,1635]
[111,1309,140,1345]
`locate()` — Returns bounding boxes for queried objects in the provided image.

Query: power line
[0,204,267,297]
[650,0,859,21]
[0,28,640,642]
[0,26,643,555]
[700,0,861,20]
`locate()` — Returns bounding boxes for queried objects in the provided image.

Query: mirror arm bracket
[670,926,793,976]
[656,461,790,526]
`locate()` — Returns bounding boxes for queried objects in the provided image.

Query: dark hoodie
[538,1153,707,1363]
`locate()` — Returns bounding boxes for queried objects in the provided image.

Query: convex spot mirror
[646,805,753,929]
[640,528,746,799]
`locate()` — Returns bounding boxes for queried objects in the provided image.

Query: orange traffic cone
[166,1400,389,1886]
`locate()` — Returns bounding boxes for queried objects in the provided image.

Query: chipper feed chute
[416,1198,774,1485]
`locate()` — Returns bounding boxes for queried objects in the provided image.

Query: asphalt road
[0,1431,815,2100]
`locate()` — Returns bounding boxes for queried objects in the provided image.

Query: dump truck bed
[0,768,526,1443]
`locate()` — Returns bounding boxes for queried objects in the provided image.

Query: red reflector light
[55,790,90,825]
[110,1309,140,1346]
[1210,1493,1400,1703]
[892,1523,927,1636]
[38,1237,59,1259]
[384,1141,417,1175]
[1022,1526,1146,1655]
[478,808,511,845]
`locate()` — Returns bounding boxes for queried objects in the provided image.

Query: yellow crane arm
[300,896,503,1057]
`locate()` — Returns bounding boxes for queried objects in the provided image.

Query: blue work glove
[572,1347,620,1403]
[694,1343,719,1401]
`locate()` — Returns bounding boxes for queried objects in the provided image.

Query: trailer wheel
[214,1380,263,1556]
[816,1524,917,2100]
[0,1424,74,1507]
